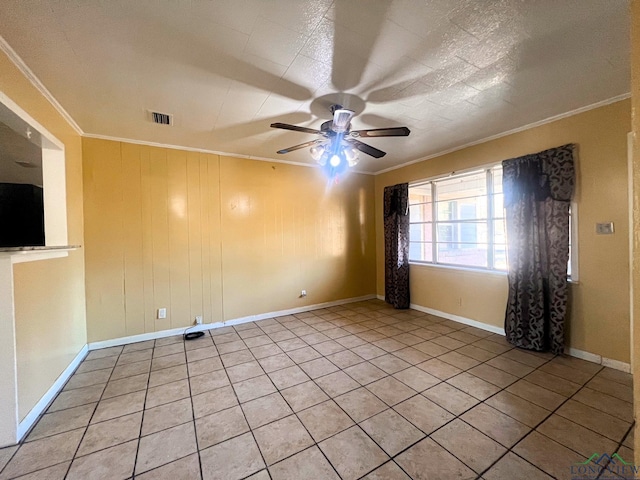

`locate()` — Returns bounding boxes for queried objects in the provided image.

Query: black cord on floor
[183,323,205,341]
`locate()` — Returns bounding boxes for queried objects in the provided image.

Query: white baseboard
[89,294,377,351]
[17,344,88,441]
[378,296,632,373]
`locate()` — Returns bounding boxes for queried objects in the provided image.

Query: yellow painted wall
[82,139,376,342]
[630,0,640,464]
[0,51,87,420]
[376,100,631,363]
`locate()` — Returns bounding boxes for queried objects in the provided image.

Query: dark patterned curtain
[384,183,410,309]
[503,144,575,354]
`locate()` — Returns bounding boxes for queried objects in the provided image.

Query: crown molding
[374,93,631,175]
[0,35,84,135]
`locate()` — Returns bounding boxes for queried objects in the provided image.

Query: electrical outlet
[300,289,307,297]
[595,222,614,235]
[195,316,203,325]
[157,308,167,319]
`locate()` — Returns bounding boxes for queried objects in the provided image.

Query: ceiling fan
[270,105,410,174]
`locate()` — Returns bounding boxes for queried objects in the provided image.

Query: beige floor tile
[392,333,424,346]
[537,414,618,457]
[485,391,551,427]
[396,437,476,480]
[485,356,535,377]
[423,382,479,415]
[195,405,249,450]
[68,440,137,480]
[556,399,631,442]
[393,395,454,434]
[299,358,339,379]
[250,344,284,360]
[276,338,308,352]
[213,332,242,345]
[366,376,416,406]
[242,393,293,429]
[268,446,339,480]
[596,367,633,387]
[336,335,368,349]
[136,422,197,475]
[513,431,586,478]
[155,335,184,347]
[438,351,481,370]
[315,371,360,397]
[538,362,594,385]
[550,355,602,375]
[135,454,201,480]
[253,415,314,465]
[369,354,411,374]
[217,341,248,356]
[500,349,549,368]
[287,346,322,364]
[148,364,188,388]
[184,335,214,351]
[110,360,151,380]
[11,461,70,479]
[456,345,498,362]
[192,385,238,418]
[64,369,111,391]
[586,375,633,403]
[432,419,506,473]
[268,365,310,390]
[447,331,483,345]
[0,445,17,473]
[281,380,329,412]
[473,339,512,354]
[257,353,295,373]
[412,341,450,357]
[357,331,387,343]
[102,373,148,399]
[416,358,462,380]
[392,347,431,365]
[373,337,408,353]
[300,332,331,345]
[244,335,274,348]
[446,372,501,400]
[572,387,633,422]
[146,378,190,408]
[91,390,146,423]
[122,340,155,353]
[75,356,117,374]
[522,369,581,397]
[351,344,387,360]
[325,350,365,369]
[86,346,123,360]
[334,388,388,423]
[142,397,193,435]
[431,336,466,350]
[362,461,411,479]
[226,361,264,383]
[117,349,153,366]
[200,432,265,480]
[232,375,277,403]
[461,403,530,447]
[344,362,387,385]
[77,411,142,456]
[319,426,388,480]
[151,352,185,371]
[297,400,354,442]
[322,328,350,340]
[506,379,566,410]
[623,426,634,449]
[48,384,104,412]
[188,356,224,377]
[27,403,95,441]
[483,452,553,480]
[0,429,83,479]
[468,364,518,388]
[312,340,346,356]
[411,328,440,341]
[219,348,253,366]
[393,366,440,392]
[189,370,230,396]
[360,409,424,456]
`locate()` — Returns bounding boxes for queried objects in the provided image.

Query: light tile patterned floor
[0,299,634,480]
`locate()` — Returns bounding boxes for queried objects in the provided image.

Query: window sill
[0,245,80,264]
[408,261,508,276]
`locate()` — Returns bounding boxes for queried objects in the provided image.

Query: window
[410,166,503,269]
[409,165,575,277]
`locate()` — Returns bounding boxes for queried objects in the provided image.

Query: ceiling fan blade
[277,139,325,155]
[270,123,323,135]
[346,139,386,158]
[350,127,411,138]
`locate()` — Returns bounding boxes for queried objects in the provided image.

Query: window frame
[408,164,577,280]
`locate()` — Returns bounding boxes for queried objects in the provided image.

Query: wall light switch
[157,308,167,319]
[595,222,614,235]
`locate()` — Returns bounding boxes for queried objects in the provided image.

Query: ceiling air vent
[149,111,173,126]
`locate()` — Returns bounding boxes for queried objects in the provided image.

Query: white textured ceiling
[0,0,630,173]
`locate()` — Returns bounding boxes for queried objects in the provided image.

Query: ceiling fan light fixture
[344,146,359,167]
[329,154,342,167]
[309,144,326,161]
[332,108,355,133]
